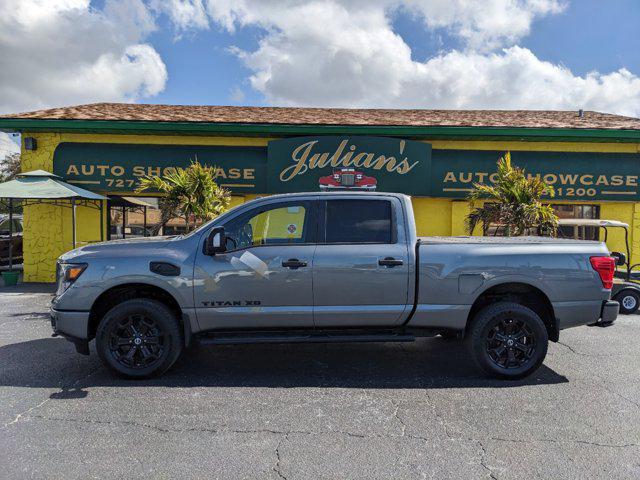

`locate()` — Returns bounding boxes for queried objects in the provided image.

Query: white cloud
[151,0,209,32]
[0,133,19,160]
[2,0,638,118]
[0,0,167,114]
[402,0,566,51]
[162,0,640,116]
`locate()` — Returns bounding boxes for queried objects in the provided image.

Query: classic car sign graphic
[318,168,377,191]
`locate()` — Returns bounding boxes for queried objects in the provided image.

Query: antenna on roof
[578,109,584,118]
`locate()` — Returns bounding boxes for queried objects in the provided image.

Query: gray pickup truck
[51,192,618,379]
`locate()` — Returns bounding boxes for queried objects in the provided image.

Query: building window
[108,196,160,239]
[552,204,600,240]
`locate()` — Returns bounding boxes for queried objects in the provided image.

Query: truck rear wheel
[96,299,183,379]
[466,302,548,380]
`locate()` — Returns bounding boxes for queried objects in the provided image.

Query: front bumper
[50,307,90,340]
[600,300,619,324]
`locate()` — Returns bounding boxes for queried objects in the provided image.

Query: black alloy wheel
[108,313,166,370]
[96,298,183,378]
[467,301,548,380]
[485,317,536,370]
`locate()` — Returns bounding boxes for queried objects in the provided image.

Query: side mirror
[611,251,626,267]
[205,227,226,256]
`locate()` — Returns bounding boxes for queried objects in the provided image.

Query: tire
[614,290,640,315]
[96,299,183,379]
[466,302,548,380]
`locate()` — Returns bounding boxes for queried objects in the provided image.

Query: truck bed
[419,235,601,245]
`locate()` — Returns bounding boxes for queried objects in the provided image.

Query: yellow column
[21,133,69,282]
[632,203,640,265]
[451,200,472,236]
[411,197,452,236]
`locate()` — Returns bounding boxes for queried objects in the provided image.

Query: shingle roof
[2,103,639,131]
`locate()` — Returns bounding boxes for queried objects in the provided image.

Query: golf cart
[558,219,640,314]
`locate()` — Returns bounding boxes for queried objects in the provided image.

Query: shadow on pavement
[0,283,55,294]
[0,336,568,394]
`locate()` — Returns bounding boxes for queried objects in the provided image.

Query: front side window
[325,200,392,244]
[224,202,312,250]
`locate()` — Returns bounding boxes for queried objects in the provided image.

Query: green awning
[0,170,106,200]
[108,195,157,208]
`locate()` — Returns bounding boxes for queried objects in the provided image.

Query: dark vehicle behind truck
[0,214,23,266]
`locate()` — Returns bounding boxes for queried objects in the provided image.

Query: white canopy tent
[0,170,106,270]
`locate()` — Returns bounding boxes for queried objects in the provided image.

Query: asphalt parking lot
[0,285,639,479]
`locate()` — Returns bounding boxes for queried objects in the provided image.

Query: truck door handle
[282,258,307,269]
[379,257,403,267]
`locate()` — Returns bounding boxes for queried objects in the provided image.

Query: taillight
[590,256,615,289]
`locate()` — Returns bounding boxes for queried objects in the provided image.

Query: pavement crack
[591,373,640,409]
[1,364,101,430]
[392,402,407,437]
[488,436,639,449]
[423,388,457,440]
[556,341,610,357]
[22,415,434,444]
[1,396,52,430]
[273,432,288,480]
[477,440,499,480]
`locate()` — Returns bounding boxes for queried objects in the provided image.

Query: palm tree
[136,159,231,234]
[466,152,558,236]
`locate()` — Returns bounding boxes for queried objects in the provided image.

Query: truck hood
[59,236,177,262]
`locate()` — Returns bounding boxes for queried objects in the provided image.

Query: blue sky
[145,0,640,108]
[147,15,265,106]
[2,0,639,158]
[1,0,639,118]
[521,0,639,76]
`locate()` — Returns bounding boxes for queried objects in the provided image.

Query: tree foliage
[0,152,20,182]
[136,160,231,234]
[466,152,558,236]
[0,153,22,214]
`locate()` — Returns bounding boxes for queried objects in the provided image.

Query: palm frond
[465,151,558,236]
[136,159,231,233]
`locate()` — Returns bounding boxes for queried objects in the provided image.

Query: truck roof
[249,191,411,201]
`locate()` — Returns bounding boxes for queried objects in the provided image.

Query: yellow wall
[20,132,640,282]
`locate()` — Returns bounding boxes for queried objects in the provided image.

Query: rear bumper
[600,300,619,324]
[554,299,618,330]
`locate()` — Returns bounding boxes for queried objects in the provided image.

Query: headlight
[56,262,87,295]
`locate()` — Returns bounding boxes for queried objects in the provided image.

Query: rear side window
[325,200,392,244]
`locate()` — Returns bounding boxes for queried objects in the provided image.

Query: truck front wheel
[466,302,548,380]
[96,299,183,379]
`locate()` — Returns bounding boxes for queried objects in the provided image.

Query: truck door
[313,198,410,327]
[193,200,317,330]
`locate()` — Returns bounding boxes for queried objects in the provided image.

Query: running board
[196,331,416,346]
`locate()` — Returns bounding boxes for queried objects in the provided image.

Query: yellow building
[1,104,639,282]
